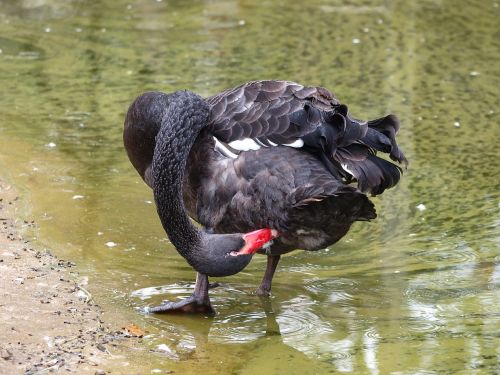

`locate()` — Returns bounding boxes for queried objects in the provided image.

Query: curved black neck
[151,91,209,263]
[147,90,253,277]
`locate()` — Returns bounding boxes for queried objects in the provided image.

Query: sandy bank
[0,181,129,375]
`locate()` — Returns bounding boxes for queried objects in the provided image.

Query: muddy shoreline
[0,181,134,374]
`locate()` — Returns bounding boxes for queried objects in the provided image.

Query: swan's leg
[255,255,280,296]
[146,273,214,314]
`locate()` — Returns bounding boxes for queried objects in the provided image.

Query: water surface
[0,0,499,373]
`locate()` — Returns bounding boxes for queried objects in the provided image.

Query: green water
[1,0,499,373]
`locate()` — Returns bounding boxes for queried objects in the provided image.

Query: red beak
[236,229,278,255]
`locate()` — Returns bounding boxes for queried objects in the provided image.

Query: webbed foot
[143,272,215,314]
[145,294,215,314]
[254,286,272,297]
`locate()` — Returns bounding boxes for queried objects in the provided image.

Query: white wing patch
[341,163,355,176]
[228,138,261,151]
[214,137,238,159]
[283,139,304,148]
[213,136,304,158]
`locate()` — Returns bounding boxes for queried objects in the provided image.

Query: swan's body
[124,81,406,313]
[184,131,376,254]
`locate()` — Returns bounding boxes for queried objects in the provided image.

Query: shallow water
[1,0,499,373]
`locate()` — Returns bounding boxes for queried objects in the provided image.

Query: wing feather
[206,80,406,195]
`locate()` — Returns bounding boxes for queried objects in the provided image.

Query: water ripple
[131,282,194,301]
[406,317,442,334]
[131,282,247,302]
[304,277,359,295]
[305,277,357,305]
[277,297,334,341]
[364,326,381,340]
[210,311,267,344]
[277,310,321,337]
[414,242,478,265]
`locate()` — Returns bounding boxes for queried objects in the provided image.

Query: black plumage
[123,80,407,314]
[207,81,406,195]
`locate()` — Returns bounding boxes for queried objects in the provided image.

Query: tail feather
[290,186,377,223]
[366,114,407,165]
[360,127,392,154]
[321,112,406,195]
[267,102,407,196]
[335,145,403,195]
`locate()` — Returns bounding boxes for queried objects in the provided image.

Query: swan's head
[124,91,172,187]
[189,229,278,277]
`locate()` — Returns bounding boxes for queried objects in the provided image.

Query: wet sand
[0,181,126,374]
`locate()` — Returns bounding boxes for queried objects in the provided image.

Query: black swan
[124,80,406,314]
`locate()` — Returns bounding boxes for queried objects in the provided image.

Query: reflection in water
[0,0,499,373]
